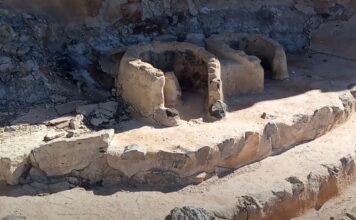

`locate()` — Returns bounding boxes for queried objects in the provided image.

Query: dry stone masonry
[207,33,289,96]
[0,1,356,219]
[118,42,225,126]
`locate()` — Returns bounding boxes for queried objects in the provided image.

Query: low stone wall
[208,33,289,81]
[117,42,224,125]
[206,34,265,96]
[1,91,354,187]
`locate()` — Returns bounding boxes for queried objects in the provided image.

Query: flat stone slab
[0,127,114,184]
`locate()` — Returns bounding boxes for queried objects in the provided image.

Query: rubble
[76,101,119,128]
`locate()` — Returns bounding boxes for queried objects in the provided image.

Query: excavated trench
[1,1,356,219]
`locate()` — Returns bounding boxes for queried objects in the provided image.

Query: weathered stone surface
[164,72,182,108]
[118,42,225,124]
[207,33,288,90]
[167,207,214,220]
[121,145,147,160]
[0,56,13,72]
[0,125,48,185]
[55,101,87,116]
[43,130,66,142]
[76,101,118,127]
[207,34,265,96]
[209,100,227,119]
[349,84,356,99]
[30,129,114,177]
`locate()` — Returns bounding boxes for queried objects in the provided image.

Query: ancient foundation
[207,33,289,96]
[1,1,356,219]
[117,42,225,126]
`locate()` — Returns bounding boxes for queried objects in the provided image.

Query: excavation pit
[117,42,225,126]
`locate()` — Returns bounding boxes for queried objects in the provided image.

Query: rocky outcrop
[3,0,356,52]
[166,207,215,220]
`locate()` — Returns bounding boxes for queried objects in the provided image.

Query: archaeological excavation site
[0,0,356,219]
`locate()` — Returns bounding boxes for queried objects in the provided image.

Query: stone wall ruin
[117,42,224,126]
[207,33,289,96]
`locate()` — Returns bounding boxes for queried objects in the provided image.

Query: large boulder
[30,129,114,176]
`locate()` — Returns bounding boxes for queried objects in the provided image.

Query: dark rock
[210,101,227,119]
[166,108,179,118]
[167,206,214,220]
[3,215,26,220]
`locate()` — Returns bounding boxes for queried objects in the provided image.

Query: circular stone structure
[117,42,225,126]
[207,33,289,82]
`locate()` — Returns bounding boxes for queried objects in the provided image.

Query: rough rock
[30,129,114,177]
[207,34,265,96]
[349,84,356,99]
[54,101,87,116]
[69,114,85,130]
[0,56,13,72]
[2,215,26,220]
[0,125,48,184]
[153,34,178,42]
[185,33,206,47]
[209,101,227,119]
[121,145,147,160]
[76,101,118,127]
[164,72,182,108]
[153,107,180,127]
[43,131,66,142]
[167,207,214,220]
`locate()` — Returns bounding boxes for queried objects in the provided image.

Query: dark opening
[140,50,209,120]
[140,50,208,91]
